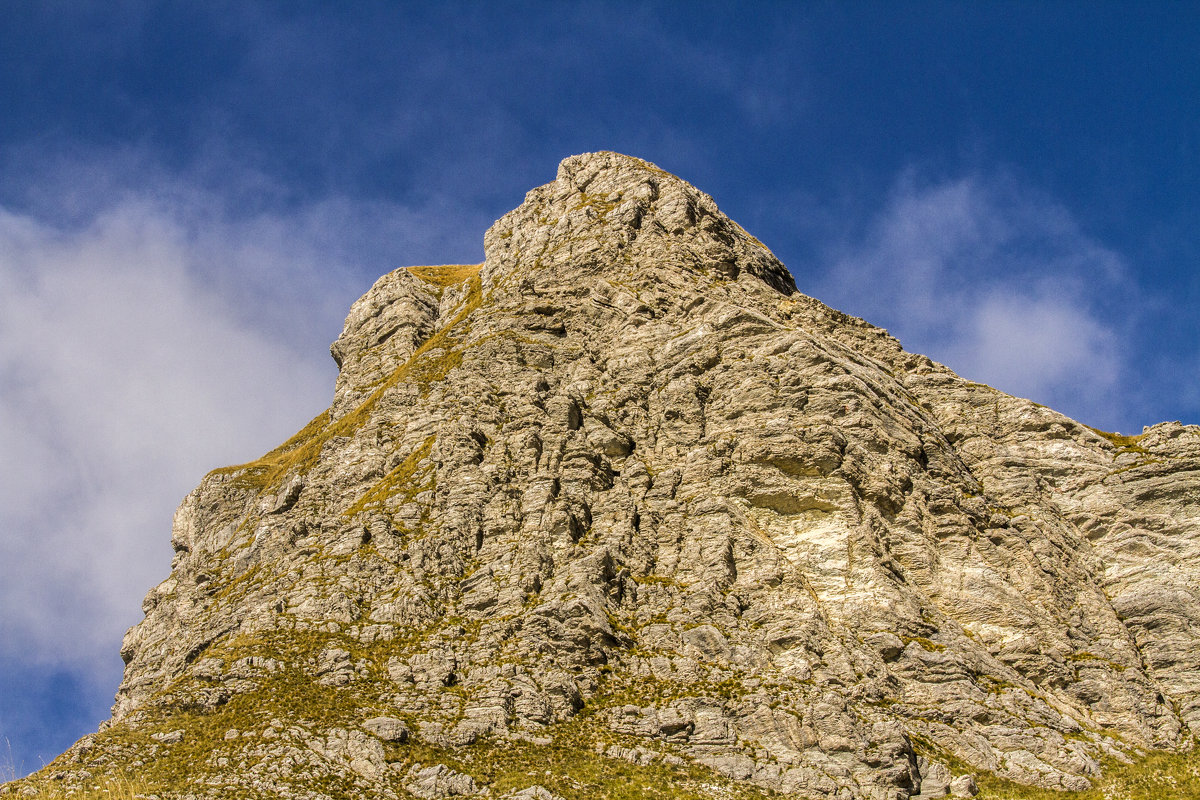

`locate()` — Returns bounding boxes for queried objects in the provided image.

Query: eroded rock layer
[22,153,1200,800]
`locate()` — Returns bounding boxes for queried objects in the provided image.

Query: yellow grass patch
[407,263,482,288]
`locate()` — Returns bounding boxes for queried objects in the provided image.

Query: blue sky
[1,1,1197,778]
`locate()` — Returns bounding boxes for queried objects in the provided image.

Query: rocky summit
[10,152,1200,800]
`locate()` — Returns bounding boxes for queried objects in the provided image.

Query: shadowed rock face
[23,153,1200,799]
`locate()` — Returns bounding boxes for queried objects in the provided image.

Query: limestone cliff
[12,153,1199,800]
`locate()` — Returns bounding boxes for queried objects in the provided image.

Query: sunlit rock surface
[13,152,1199,800]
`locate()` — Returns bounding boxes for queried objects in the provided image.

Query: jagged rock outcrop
[9,152,1199,800]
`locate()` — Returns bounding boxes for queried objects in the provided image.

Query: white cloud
[0,179,446,679]
[943,289,1119,403]
[0,204,335,671]
[815,171,1132,428]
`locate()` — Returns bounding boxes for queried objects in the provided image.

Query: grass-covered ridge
[9,616,1199,798]
[209,269,485,494]
[341,434,436,521]
[408,263,482,288]
[15,727,1199,799]
[13,623,781,799]
[1085,425,1148,451]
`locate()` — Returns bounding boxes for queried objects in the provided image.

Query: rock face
[14,152,1200,799]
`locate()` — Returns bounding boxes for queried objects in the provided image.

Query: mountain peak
[483,151,797,296]
[13,154,1200,800]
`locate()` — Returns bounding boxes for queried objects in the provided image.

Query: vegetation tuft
[342,434,436,520]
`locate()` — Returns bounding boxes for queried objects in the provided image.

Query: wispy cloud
[944,289,1120,403]
[814,170,1134,430]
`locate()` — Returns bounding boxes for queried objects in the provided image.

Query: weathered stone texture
[14,152,1199,800]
